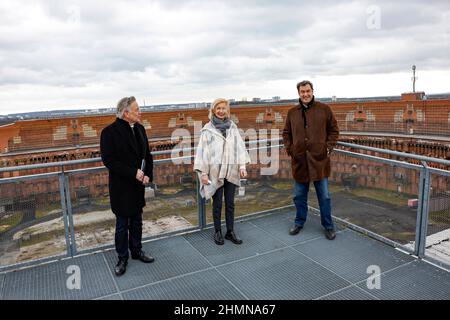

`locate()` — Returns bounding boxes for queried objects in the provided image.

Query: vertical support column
[64,175,77,256]
[196,175,206,229]
[414,161,431,258]
[58,169,71,257]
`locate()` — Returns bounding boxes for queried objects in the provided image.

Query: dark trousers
[212,179,236,232]
[115,212,143,260]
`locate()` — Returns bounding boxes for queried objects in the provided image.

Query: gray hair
[116,96,136,119]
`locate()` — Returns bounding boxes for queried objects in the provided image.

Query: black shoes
[214,230,224,245]
[289,225,303,235]
[225,231,243,245]
[114,258,128,276]
[131,250,155,263]
[289,225,336,239]
[215,230,243,245]
[325,229,336,240]
[114,251,154,277]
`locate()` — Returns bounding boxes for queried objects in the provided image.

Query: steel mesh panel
[293,229,415,283]
[356,260,450,300]
[2,253,116,300]
[319,285,377,300]
[217,247,349,300]
[183,221,285,266]
[123,269,245,300]
[249,212,340,246]
[103,236,211,291]
[0,273,5,299]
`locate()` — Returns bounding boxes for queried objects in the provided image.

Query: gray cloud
[0,0,449,114]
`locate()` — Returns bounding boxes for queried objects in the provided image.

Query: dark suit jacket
[100,118,153,217]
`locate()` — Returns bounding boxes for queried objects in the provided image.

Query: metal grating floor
[319,285,377,300]
[1,211,449,300]
[0,273,4,300]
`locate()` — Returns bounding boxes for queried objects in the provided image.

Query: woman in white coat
[194,98,251,245]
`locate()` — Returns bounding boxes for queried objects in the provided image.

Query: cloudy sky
[0,0,449,114]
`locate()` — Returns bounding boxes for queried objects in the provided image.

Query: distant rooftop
[3,93,450,120]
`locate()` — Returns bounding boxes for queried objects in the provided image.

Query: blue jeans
[293,178,334,230]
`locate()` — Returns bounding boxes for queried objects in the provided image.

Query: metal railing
[0,139,449,272]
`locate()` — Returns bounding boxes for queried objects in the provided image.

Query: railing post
[196,175,206,229]
[58,167,77,257]
[58,168,72,257]
[414,161,431,258]
[64,175,77,256]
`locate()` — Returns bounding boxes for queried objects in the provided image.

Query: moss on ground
[0,212,24,233]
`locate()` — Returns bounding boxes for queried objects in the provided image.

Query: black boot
[114,257,128,276]
[214,230,224,245]
[225,230,243,245]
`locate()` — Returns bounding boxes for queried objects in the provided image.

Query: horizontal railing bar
[1,140,448,174]
[0,171,62,183]
[0,138,284,173]
[3,146,449,183]
[428,167,450,177]
[334,149,424,170]
[338,141,450,166]
[0,158,99,173]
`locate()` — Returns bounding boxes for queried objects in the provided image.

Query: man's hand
[142,176,150,185]
[240,169,247,179]
[201,174,209,185]
[136,169,144,182]
[327,148,333,156]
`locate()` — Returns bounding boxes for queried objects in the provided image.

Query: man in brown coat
[282,80,339,240]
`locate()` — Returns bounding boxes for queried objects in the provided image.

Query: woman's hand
[240,168,247,179]
[201,174,210,185]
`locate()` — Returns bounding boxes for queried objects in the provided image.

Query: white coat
[194,121,251,199]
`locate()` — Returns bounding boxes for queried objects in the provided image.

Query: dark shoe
[325,229,336,240]
[214,230,224,245]
[114,258,128,276]
[131,250,155,263]
[225,231,243,245]
[289,225,303,235]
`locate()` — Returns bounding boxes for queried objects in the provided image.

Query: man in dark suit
[100,96,155,276]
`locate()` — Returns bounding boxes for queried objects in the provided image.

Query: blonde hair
[208,98,230,120]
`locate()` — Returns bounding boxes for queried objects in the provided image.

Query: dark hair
[296,80,314,91]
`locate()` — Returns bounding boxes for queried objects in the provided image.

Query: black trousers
[212,179,236,232]
[115,212,143,259]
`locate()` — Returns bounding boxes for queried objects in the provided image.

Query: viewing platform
[0,141,449,300]
[1,211,449,300]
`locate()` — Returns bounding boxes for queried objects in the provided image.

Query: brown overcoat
[282,98,339,183]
